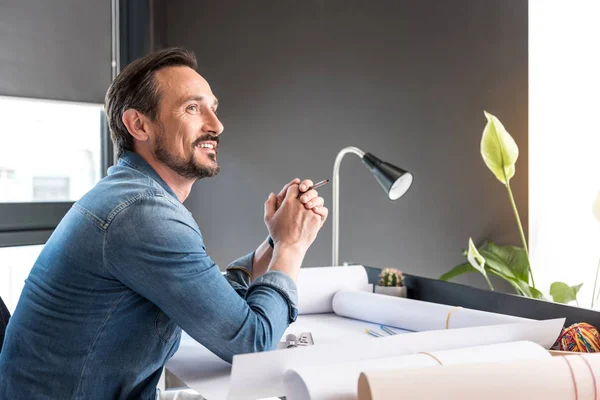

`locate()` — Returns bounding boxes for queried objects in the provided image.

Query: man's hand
[251,178,329,281]
[265,184,323,250]
[275,178,328,226]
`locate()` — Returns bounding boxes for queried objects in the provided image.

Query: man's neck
[134,150,193,203]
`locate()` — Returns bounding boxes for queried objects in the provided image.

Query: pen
[297,179,330,199]
[365,329,383,338]
[380,325,397,336]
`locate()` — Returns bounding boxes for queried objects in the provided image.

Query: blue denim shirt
[0,151,298,399]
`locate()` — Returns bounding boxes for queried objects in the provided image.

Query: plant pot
[374,285,407,297]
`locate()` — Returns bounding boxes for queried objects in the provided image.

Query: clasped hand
[264,178,328,251]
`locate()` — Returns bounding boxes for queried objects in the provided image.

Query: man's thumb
[264,193,276,220]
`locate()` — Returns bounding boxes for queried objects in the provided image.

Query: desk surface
[166,313,406,399]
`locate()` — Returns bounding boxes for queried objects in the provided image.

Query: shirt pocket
[154,309,180,343]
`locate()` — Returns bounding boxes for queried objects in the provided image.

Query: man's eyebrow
[180,96,219,107]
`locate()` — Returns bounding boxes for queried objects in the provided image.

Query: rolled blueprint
[332,290,529,331]
[297,266,370,314]
[283,341,550,400]
[358,352,600,400]
[227,318,565,400]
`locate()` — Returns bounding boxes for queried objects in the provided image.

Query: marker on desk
[297,179,330,199]
[380,325,397,336]
[365,329,383,338]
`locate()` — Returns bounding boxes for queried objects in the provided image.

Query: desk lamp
[332,146,413,266]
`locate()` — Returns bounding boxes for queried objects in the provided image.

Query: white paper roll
[297,266,370,314]
[283,341,550,400]
[358,353,600,400]
[227,318,565,400]
[332,290,529,331]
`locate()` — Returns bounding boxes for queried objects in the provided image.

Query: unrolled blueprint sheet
[167,314,402,400]
[285,312,411,344]
[226,318,565,400]
[283,341,551,400]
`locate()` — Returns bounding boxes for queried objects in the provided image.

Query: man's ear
[122,109,150,142]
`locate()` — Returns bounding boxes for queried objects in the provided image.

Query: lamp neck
[332,146,365,266]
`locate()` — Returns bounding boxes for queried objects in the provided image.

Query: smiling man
[0,48,327,399]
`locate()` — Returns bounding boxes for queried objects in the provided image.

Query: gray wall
[154,0,528,290]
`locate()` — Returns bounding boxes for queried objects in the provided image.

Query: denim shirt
[0,151,298,399]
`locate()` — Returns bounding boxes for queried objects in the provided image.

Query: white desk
[166,314,403,399]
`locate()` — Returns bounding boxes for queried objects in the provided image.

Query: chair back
[0,295,10,353]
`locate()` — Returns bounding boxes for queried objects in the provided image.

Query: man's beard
[154,123,220,180]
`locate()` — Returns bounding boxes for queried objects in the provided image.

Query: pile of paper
[226,266,569,400]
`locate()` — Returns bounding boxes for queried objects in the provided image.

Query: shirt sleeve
[225,252,254,297]
[103,195,298,363]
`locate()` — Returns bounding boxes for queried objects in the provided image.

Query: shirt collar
[116,151,180,200]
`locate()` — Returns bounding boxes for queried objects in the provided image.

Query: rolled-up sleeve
[103,195,298,363]
[225,253,253,297]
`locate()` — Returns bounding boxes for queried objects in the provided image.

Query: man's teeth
[198,143,214,149]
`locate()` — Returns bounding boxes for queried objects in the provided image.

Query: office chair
[0,295,10,353]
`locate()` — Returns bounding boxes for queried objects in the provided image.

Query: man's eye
[187,105,198,112]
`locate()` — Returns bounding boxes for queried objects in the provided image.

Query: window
[0,96,108,247]
[0,96,103,203]
[529,0,600,307]
[0,168,17,203]
[0,244,43,314]
[32,177,71,202]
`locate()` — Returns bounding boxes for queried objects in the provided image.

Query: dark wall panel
[156,0,528,289]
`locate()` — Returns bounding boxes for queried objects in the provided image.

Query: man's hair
[105,47,198,158]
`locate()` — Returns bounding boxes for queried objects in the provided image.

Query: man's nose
[203,111,224,136]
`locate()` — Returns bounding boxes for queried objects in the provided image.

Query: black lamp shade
[362,153,414,200]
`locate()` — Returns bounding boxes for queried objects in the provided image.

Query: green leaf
[550,282,583,304]
[439,262,477,281]
[480,111,519,184]
[486,270,521,294]
[444,238,541,301]
[482,261,525,293]
[486,267,527,295]
[478,250,518,279]
[529,286,547,300]
[479,242,530,283]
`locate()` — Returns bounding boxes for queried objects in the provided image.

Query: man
[0,47,327,399]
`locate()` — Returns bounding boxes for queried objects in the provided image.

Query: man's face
[151,66,224,180]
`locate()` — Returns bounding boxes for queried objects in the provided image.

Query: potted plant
[375,268,407,297]
[440,111,584,305]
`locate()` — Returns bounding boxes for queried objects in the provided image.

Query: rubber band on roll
[418,351,444,366]
[578,355,598,400]
[445,306,462,329]
[563,356,579,400]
